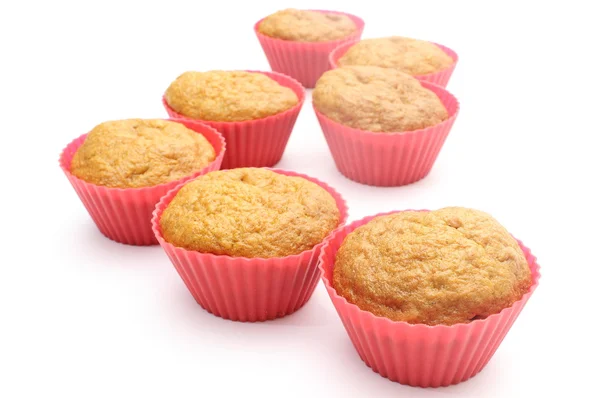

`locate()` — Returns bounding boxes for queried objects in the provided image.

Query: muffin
[164,70,299,122]
[160,168,340,258]
[61,119,224,245]
[258,8,357,42]
[71,119,216,188]
[254,9,364,88]
[162,70,304,169]
[320,209,539,386]
[333,207,532,326]
[153,168,348,321]
[313,65,459,186]
[337,36,454,76]
[313,65,448,132]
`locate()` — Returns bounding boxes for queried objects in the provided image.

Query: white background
[1,0,599,397]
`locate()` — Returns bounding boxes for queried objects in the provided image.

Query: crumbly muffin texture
[160,168,340,258]
[71,119,215,188]
[164,71,299,122]
[258,9,356,42]
[333,207,532,326]
[338,37,454,76]
[313,66,448,132]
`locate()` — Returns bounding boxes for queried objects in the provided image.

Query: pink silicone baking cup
[59,120,225,246]
[329,40,458,88]
[151,168,349,322]
[319,210,541,387]
[163,70,305,170]
[254,10,365,88]
[314,81,460,187]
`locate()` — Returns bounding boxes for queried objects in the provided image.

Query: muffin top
[160,168,340,258]
[313,66,448,132]
[338,37,454,76]
[164,71,299,122]
[258,9,357,42]
[70,119,216,188]
[333,207,532,326]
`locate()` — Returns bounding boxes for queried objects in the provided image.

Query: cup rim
[318,209,542,331]
[151,167,350,263]
[313,80,460,138]
[162,70,306,127]
[58,119,226,193]
[253,10,365,46]
[328,37,459,79]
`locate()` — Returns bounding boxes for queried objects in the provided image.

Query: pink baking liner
[319,210,541,387]
[254,10,365,88]
[329,40,458,88]
[314,81,459,187]
[151,169,349,322]
[59,120,225,246]
[163,71,305,170]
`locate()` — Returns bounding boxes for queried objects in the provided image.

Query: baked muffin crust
[333,207,532,326]
[71,119,215,188]
[313,66,448,132]
[164,71,299,122]
[258,9,356,42]
[160,168,340,258]
[338,37,454,76]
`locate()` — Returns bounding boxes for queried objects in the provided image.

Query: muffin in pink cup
[254,9,365,88]
[313,65,459,186]
[319,207,540,387]
[152,167,348,322]
[163,70,304,169]
[59,119,225,245]
[330,37,458,88]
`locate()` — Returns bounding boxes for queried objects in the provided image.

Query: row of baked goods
[160,66,458,186]
[59,8,539,388]
[254,8,457,88]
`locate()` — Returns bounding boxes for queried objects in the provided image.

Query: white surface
[1,1,599,396]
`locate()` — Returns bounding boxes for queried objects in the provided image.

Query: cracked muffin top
[164,71,299,122]
[338,37,454,76]
[160,168,340,258]
[258,9,357,42]
[313,66,448,132]
[333,207,532,326]
[70,119,215,188]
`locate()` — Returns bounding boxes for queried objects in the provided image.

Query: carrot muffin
[338,37,454,76]
[313,66,448,132]
[333,207,532,326]
[164,71,299,122]
[71,119,215,188]
[258,9,357,42]
[160,168,340,258]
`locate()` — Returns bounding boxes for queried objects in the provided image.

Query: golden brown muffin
[333,207,532,326]
[258,9,356,42]
[71,119,215,188]
[164,71,299,122]
[313,66,448,132]
[338,37,454,76]
[160,168,340,258]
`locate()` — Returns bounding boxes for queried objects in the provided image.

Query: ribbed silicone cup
[163,71,305,170]
[254,10,365,88]
[59,120,226,246]
[329,40,458,88]
[319,210,541,387]
[151,169,349,322]
[314,81,460,187]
